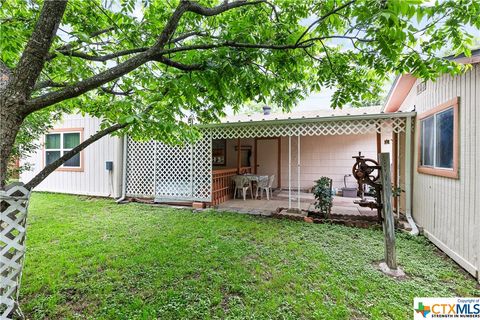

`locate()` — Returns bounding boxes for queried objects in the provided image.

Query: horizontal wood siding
[400,64,479,279]
[20,114,123,197]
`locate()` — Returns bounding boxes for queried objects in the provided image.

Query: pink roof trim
[383,74,417,113]
[384,49,480,113]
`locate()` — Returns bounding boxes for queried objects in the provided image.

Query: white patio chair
[233,176,253,201]
[256,175,275,200]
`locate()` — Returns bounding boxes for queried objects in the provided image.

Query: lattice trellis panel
[125,139,156,197]
[206,117,406,139]
[0,183,31,320]
[154,134,211,202]
[126,135,212,201]
[192,133,212,201]
[155,143,193,200]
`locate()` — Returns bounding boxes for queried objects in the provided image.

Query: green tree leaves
[2,0,479,161]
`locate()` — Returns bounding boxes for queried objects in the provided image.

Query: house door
[256,138,280,188]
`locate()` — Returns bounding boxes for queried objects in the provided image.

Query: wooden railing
[211,167,252,205]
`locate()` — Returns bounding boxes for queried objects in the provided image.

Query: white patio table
[235,174,267,199]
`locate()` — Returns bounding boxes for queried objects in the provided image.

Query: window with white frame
[418,98,458,178]
[45,131,82,168]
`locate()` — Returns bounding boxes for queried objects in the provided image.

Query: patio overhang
[199,111,415,141]
[123,111,416,212]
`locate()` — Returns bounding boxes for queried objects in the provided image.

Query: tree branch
[53,47,150,62]
[34,79,67,90]
[25,122,127,190]
[159,41,310,55]
[155,57,204,71]
[100,87,133,96]
[11,0,68,98]
[25,51,152,114]
[295,0,356,46]
[48,27,117,60]
[170,31,207,43]
[184,0,266,16]
[24,0,194,113]
[298,35,374,46]
[24,0,273,113]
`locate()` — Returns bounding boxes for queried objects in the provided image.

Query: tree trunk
[0,104,23,190]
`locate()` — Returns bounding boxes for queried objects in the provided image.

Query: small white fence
[0,184,30,319]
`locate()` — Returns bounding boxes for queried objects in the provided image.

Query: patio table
[237,173,260,182]
[235,174,267,199]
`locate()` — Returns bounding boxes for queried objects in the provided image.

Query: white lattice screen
[0,183,31,319]
[125,117,407,201]
[126,134,212,202]
[125,140,156,197]
[208,117,406,139]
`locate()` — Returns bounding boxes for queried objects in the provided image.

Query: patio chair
[233,175,254,201]
[256,175,275,200]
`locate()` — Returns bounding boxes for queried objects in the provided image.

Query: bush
[312,177,333,218]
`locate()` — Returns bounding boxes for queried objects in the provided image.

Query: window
[418,98,458,178]
[45,129,83,171]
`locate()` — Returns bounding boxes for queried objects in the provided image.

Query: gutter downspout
[116,135,128,203]
[405,116,419,235]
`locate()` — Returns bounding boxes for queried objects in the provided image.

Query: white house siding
[279,133,392,191]
[399,64,479,279]
[20,114,123,198]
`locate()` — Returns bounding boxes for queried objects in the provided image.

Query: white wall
[279,133,391,190]
[400,64,479,279]
[20,114,123,198]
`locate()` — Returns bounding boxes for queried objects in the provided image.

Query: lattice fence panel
[155,143,194,201]
[192,133,212,201]
[126,135,212,201]
[207,118,406,139]
[125,139,156,197]
[155,133,212,202]
[0,183,31,319]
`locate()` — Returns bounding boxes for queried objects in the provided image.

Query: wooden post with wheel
[378,152,397,270]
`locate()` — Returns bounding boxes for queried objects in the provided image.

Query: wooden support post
[236,138,241,174]
[378,152,397,270]
[376,132,382,154]
[254,138,258,174]
[392,133,398,215]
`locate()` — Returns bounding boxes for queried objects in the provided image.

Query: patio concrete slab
[216,191,378,219]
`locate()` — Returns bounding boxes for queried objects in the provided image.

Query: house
[20,114,124,198]
[21,106,407,204]
[382,49,480,281]
[20,49,480,282]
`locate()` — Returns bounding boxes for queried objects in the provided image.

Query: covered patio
[123,108,415,221]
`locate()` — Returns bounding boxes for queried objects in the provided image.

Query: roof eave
[198,111,417,129]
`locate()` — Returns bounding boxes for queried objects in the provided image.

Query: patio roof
[200,109,415,140]
[200,107,415,129]
[220,105,383,123]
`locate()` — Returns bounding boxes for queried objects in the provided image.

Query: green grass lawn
[20,193,479,319]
